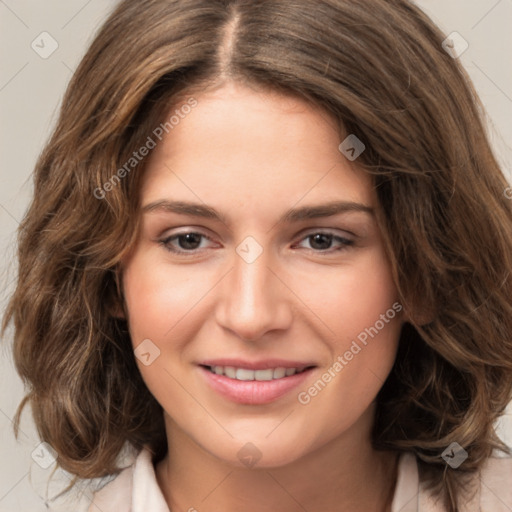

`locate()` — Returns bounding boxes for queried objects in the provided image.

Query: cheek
[122,253,205,345]
[121,254,207,411]
[341,258,398,345]
[299,248,399,347]
[297,248,401,395]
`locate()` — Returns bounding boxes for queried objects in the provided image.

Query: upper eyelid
[295,227,355,238]
[160,227,216,241]
[159,233,216,255]
[160,227,354,240]
[292,232,354,249]
[162,229,212,239]
[160,229,354,250]
[161,231,217,246]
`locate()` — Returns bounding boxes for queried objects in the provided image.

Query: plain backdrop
[1,1,511,511]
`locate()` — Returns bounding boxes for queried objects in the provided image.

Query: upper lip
[200,359,316,370]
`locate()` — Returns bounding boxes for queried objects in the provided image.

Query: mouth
[201,364,312,381]
[198,360,316,404]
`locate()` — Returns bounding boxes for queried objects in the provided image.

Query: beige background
[1,1,511,510]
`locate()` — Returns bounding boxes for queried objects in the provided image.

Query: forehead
[140,82,373,214]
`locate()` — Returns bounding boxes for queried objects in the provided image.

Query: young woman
[4,0,512,511]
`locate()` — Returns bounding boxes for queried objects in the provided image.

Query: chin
[199,429,314,470]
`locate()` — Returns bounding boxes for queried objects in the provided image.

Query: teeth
[255,369,274,381]
[224,366,236,379]
[236,368,255,381]
[208,365,302,381]
[273,367,286,379]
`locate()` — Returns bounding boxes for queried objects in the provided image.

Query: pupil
[180,233,201,249]
[310,233,332,250]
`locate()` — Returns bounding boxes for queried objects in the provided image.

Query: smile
[199,361,316,404]
[205,365,309,381]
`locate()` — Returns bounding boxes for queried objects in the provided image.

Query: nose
[214,247,293,342]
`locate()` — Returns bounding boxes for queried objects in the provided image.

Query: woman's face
[121,81,403,467]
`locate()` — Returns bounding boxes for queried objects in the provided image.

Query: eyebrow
[142,199,373,225]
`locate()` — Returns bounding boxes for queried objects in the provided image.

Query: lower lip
[199,366,314,405]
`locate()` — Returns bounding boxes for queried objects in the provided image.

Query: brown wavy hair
[3,0,512,510]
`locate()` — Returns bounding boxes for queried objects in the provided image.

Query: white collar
[90,442,512,512]
[93,445,512,511]
[131,448,170,512]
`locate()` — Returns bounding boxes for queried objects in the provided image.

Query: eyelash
[159,230,354,256]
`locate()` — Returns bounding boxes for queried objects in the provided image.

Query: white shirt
[88,447,512,511]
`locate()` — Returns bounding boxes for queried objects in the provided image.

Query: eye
[294,231,354,252]
[160,231,217,253]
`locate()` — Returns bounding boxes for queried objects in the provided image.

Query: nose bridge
[215,243,291,340]
[233,249,270,310]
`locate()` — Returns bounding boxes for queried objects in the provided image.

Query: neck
[156,410,399,512]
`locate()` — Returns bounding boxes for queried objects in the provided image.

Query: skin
[120,81,405,512]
